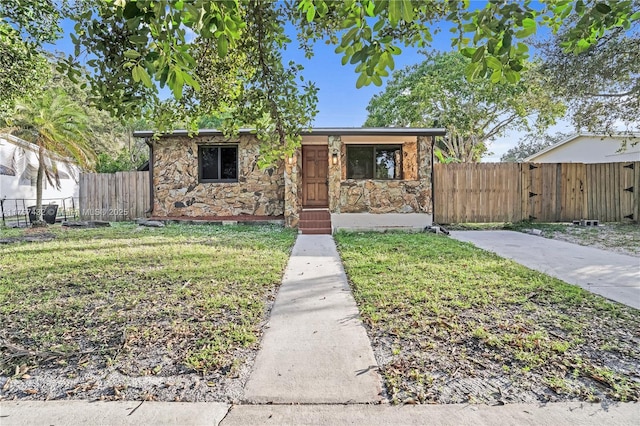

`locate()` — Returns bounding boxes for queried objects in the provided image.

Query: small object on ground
[91,220,111,227]
[424,225,450,235]
[62,221,90,228]
[61,221,111,228]
[523,229,543,236]
[136,218,165,228]
[579,219,600,227]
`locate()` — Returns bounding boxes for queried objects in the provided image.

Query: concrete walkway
[242,235,382,403]
[450,230,640,309]
[2,400,639,425]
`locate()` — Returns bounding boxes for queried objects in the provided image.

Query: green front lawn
[0,223,296,378]
[336,232,640,404]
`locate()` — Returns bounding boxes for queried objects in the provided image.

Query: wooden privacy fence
[434,162,640,223]
[79,171,150,221]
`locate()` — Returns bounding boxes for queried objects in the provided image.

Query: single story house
[0,133,80,202]
[133,128,446,233]
[524,133,640,163]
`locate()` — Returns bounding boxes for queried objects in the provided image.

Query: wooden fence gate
[79,171,150,221]
[434,162,640,223]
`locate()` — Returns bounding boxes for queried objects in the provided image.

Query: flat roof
[132,127,446,138]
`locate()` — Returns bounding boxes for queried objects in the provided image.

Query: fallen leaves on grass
[0,223,296,401]
[336,231,640,405]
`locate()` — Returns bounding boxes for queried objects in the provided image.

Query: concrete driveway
[450,230,640,310]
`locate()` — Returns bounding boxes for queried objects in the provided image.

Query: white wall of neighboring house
[524,134,640,163]
[0,134,80,212]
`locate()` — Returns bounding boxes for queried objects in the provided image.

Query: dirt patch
[0,290,277,403]
[0,350,251,402]
[545,224,640,257]
[0,233,56,244]
[367,304,640,405]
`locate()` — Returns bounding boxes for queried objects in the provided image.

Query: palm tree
[6,89,95,224]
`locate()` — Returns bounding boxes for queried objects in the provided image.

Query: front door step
[299,210,331,234]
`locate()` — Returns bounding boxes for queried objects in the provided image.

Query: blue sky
[281,35,439,127]
[43,10,570,162]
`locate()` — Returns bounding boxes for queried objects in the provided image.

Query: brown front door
[302,145,329,207]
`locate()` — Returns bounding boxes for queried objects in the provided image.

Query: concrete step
[300,227,332,235]
[300,210,331,221]
[299,219,331,229]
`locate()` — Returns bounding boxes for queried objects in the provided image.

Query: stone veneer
[328,135,433,214]
[151,133,434,224]
[284,151,301,227]
[152,135,285,218]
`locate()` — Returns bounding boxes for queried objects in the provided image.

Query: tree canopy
[0,24,50,120]
[536,25,639,134]
[2,0,638,163]
[500,131,572,162]
[364,52,565,162]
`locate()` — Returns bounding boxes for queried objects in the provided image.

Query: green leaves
[504,69,520,84]
[131,65,152,88]
[356,72,368,89]
[122,2,141,19]
[218,35,228,57]
[123,49,140,59]
[595,3,612,14]
[515,18,537,38]
[472,45,485,62]
[490,70,502,84]
[486,56,502,70]
[465,61,483,81]
[306,5,315,22]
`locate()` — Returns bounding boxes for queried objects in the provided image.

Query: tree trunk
[35,145,45,222]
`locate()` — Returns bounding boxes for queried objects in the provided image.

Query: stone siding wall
[152,135,285,217]
[337,180,431,213]
[330,136,433,214]
[284,152,301,227]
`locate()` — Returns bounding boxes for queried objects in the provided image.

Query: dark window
[199,145,238,182]
[346,145,402,180]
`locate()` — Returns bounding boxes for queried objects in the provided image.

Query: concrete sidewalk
[0,401,230,425]
[242,235,382,403]
[450,230,640,309]
[2,400,638,425]
[222,401,640,425]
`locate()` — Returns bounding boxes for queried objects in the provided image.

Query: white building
[524,134,640,163]
[0,134,80,209]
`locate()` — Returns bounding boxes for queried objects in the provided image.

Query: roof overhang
[132,127,447,139]
[523,133,640,162]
